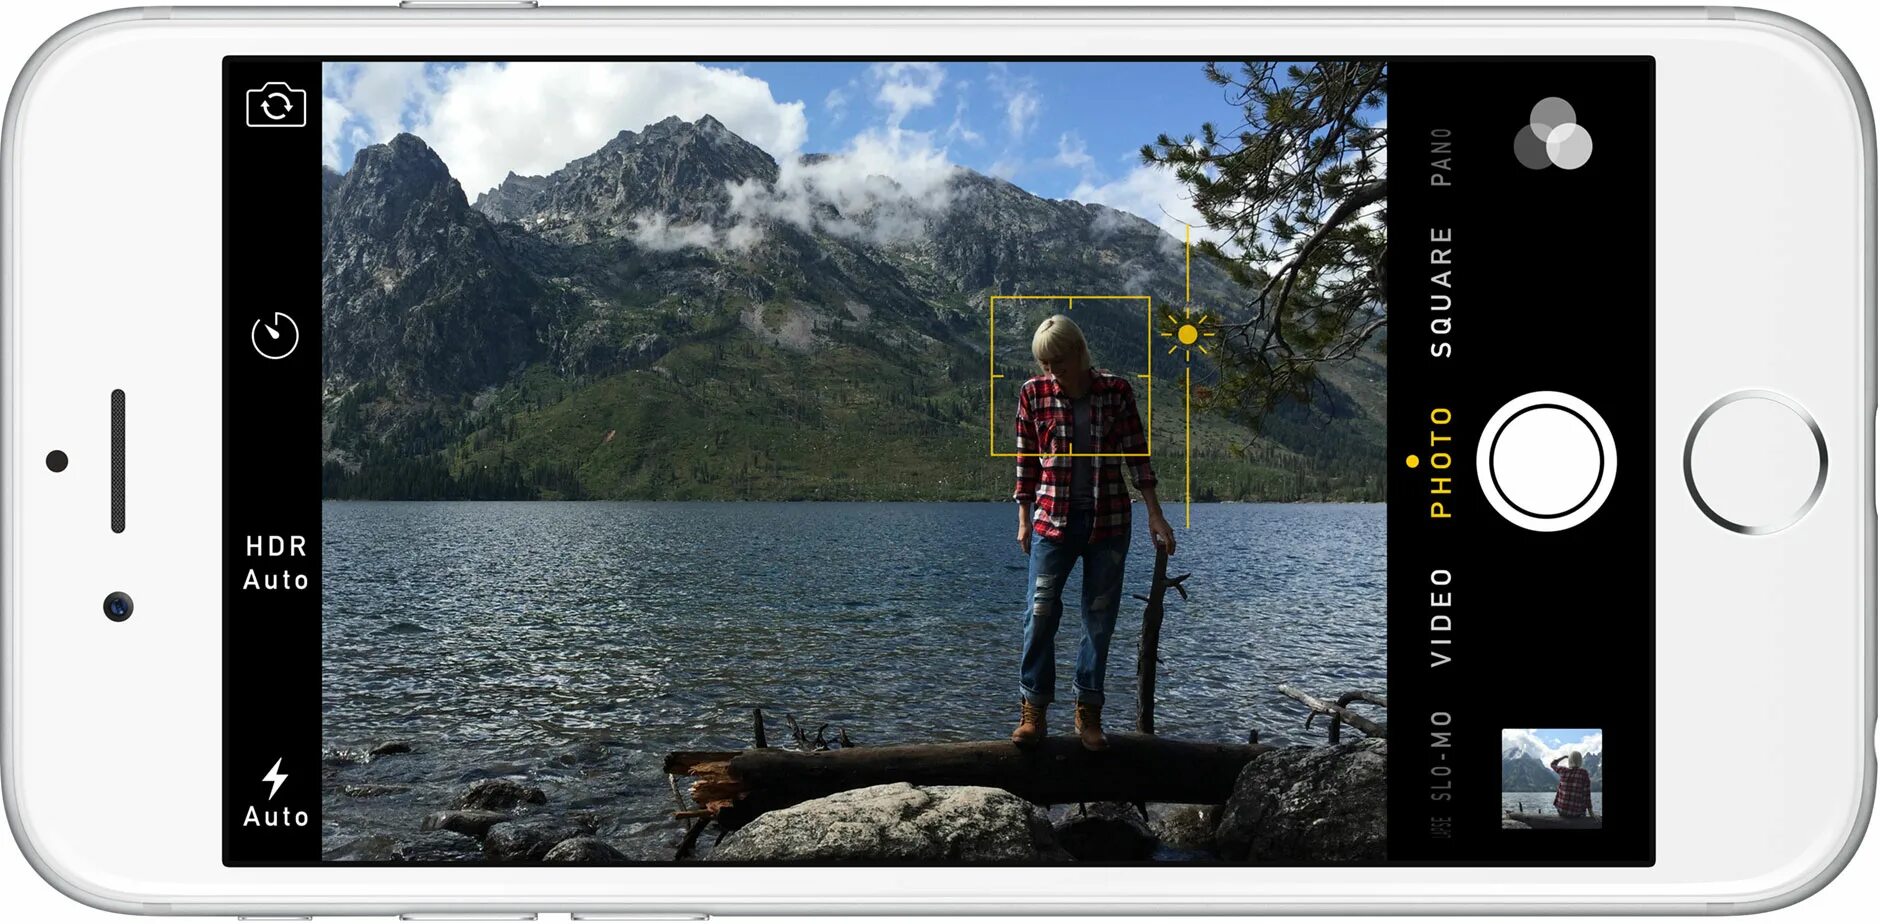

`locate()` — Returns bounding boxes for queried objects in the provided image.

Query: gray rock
[1147,803,1221,853]
[369,741,414,757]
[1052,801,1155,861]
[542,837,628,863]
[325,834,399,861]
[399,830,482,862]
[1502,818,1534,830]
[455,778,548,812]
[484,818,595,863]
[1214,738,1387,863]
[421,809,511,840]
[712,783,1066,862]
[341,783,409,799]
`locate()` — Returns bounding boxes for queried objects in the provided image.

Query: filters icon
[1514,97,1593,170]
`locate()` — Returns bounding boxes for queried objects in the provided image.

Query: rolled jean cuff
[1073,685,1104,706]
[1020,685,1051,706]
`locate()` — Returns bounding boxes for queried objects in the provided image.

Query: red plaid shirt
[1553,766,1593,817]
[1013,370,1157,542]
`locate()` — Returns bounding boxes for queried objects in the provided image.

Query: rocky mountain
[322,134,541,394]
[320,116,1387,501]
[471,115,779,240]
[1502,748,1603,793]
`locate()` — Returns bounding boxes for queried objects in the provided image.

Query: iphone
[2,3,1873,916]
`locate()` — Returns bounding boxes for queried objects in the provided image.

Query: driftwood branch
[673,815,711,860]
[1277,683,1388,743]
[1134,548,1192,735]
[666,735,1268,829]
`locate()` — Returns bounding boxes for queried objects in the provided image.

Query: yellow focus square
[988,294,1154,458]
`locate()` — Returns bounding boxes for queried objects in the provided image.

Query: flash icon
[262,758,288,800]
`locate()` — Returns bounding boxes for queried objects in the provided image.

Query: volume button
[398,1,541,9]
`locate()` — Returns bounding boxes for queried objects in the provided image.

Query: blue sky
[321,60,1263,240]
[713,61,1228,199]
[1534,728,1600,749]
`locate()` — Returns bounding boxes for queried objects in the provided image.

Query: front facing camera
[102,591,133,622]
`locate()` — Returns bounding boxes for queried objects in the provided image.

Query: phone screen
[220,55,1653,867]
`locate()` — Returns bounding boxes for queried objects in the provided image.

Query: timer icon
[250,312,300,360]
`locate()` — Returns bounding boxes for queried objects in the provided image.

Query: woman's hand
[1017,520,1032,554]
[1148,514,1176,555]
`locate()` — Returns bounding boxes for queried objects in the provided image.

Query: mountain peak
[470,114,780,236]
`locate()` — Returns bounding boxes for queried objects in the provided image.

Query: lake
[320,500,1387,860]
[1502,792,1605,817]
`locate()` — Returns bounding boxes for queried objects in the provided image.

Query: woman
[1009,314,1175,751]
[1549,751,1595,819]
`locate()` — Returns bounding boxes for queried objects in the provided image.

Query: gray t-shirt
[1070,392,1094,510]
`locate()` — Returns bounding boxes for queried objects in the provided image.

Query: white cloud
[945,96,982,145]
[322,62,435,170]
[823,87,849,123]
[324,62,809,199]
[1501,729,1604,766]
[1070,163,1211,244]
[988,64,1042,140]
[871,62,945,127]
[1006,92,1040,138]
[321,96,355,170]
[727,125,962,246]
[1054,132,1094,171]
[627,212,723,252]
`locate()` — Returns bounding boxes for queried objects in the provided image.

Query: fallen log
[1505,812,1602,830]
[665,734,1268,829]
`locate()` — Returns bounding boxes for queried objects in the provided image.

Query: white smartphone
[3,3,1873,917]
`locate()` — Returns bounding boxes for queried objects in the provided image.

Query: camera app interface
[221,56,1653,866]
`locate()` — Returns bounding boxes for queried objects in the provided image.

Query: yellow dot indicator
[1405,454,1421,469]
[1177,323,1200,345]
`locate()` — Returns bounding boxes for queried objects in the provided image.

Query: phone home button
[1684,389,1827,535]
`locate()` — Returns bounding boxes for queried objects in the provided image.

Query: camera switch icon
[246,82,307,128]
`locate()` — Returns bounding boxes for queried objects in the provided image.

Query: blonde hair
[1568,751,1584,769]
[1030,314,1093,371]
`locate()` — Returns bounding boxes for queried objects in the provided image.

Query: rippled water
[1502,792,1605,817]
[322,500,1386,860]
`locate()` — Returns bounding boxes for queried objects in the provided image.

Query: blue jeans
[1019,509,1129,706]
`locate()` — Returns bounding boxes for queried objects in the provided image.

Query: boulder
[1502,818,1534,830]
[341,784,408,799]
[399,830,483,862]
[455,778,548,812]
[712,783,1066,862]
[1147,803,1221,853]
[484,818,595,862]
[369,740,414,758]
[1052,801,1155,861]
[1213,738,1387,863]
[421,809,511,840]
[542,837,629,863]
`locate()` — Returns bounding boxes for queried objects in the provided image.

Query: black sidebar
[1386,58,1656,865]
[222,58,323,865]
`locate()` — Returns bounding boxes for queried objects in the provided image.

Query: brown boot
[1011,700,1047,748]
[1074,702,1110,751]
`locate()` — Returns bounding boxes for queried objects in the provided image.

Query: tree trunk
[1133,550,1188,735]
[1136,550,1169,734]
[666,734,1267,829]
